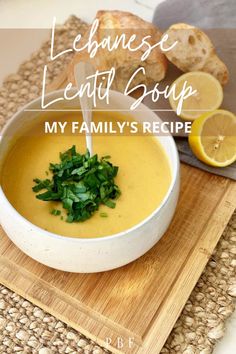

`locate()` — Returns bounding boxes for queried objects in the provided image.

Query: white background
[0,0,235,352]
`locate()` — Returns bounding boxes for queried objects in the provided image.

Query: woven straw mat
[0,16,235,354]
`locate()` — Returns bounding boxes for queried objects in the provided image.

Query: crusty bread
[162,23,229,85]
[67,10,167,92]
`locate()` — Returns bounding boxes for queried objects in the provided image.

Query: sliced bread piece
[162,23,229,85]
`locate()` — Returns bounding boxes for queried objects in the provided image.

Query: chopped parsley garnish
[50,209,61,216]
[32,145,121,223]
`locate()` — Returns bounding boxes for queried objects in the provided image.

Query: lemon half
[189,110,236,167]
[169,72,223,121]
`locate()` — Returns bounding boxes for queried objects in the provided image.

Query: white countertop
[0,0,235,352]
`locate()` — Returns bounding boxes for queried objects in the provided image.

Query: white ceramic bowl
[0,90,180,273]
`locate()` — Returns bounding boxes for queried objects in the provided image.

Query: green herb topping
[50,209,61,216]
[32,146,121,223]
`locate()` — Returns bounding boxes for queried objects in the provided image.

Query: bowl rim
[0,89,180,243]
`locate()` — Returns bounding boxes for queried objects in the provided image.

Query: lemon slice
[189,110,236,167]
[169,72,223,120]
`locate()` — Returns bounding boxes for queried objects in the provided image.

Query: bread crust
[162,23,229,85]
[67,10,168,92]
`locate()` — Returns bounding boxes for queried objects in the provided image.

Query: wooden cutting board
[0,164,235,354]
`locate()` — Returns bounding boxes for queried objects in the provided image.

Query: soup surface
[1,111,172,238]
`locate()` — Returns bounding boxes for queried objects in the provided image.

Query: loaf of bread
[67,10,168,92]
[162,23,229,85]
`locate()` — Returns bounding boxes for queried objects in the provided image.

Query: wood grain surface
[0,164,235,354]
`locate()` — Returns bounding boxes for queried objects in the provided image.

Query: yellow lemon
[189,110,236,167]
[169,72,223,120]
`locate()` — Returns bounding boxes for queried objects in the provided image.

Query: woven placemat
[0,16,235,354]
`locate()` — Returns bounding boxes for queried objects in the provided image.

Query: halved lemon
[189,110,236,167]
[169,72,223,120]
